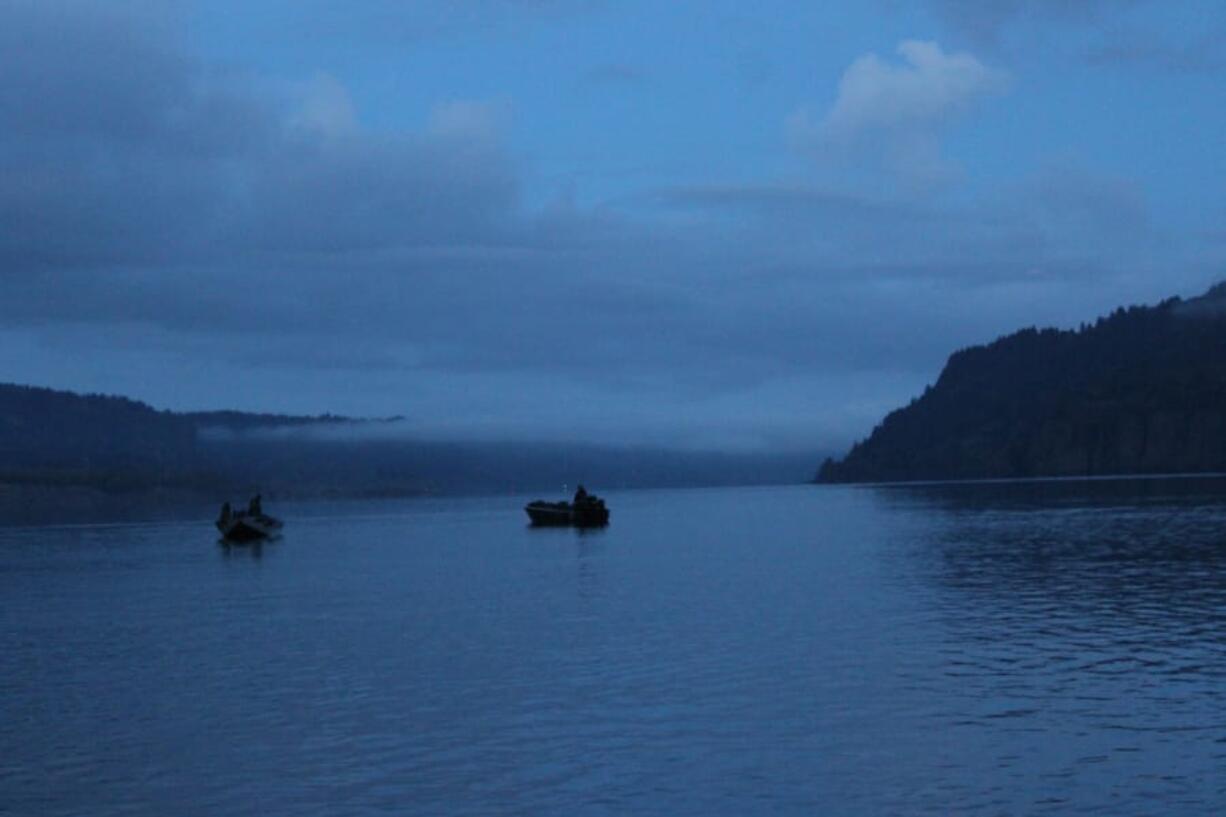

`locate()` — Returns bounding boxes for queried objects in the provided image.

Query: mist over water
[4,479,1226,814]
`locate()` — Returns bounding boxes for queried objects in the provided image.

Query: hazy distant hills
[0,383,355,493]
[0,382,820,514]
[818,284,1226,484]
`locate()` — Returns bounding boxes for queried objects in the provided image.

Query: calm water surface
[5,480,1226,815]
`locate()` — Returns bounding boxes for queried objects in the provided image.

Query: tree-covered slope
[817,285,1226,483]
[0,383,348,491]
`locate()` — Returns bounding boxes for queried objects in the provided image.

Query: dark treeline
[818,283,1226,483]
[0,384,352,493]
[0,384,197,490]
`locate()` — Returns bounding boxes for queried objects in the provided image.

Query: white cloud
[820,40,1007,139]
[789,40,1008,189]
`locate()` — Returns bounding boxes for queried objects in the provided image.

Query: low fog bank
[197,435,830,499]
[197,415,837,457]
[0,381,831,526]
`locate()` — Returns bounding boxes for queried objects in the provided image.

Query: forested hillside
[818,284,1226,483]
[0,384,349,492]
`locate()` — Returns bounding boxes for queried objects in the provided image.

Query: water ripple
[5,483,1226,814]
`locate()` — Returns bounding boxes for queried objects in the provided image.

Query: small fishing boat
[525,487,610,528]
[216,495,283,542]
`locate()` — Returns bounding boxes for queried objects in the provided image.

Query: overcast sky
[2,0,1224,451]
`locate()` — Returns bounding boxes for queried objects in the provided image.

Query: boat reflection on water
[219,539,266,560]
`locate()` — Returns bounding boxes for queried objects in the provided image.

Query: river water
[4,479,1226,815]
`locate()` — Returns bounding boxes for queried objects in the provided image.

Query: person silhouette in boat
[573,484,589,506]
[248,494,262,516]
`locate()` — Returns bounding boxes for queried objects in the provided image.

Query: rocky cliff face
[818,286,1226,483]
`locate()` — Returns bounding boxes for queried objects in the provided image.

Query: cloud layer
[0,2,1217,452]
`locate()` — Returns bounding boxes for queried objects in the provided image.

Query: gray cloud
[918,0,1226,74]
[0,3,277,270]
[1085,25,1226,73]
[921,0,1142,44]
[204,0,610,55]
[0,3,522,272]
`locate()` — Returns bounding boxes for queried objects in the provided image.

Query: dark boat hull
[525,501,609,528]
[216,514,283,543]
